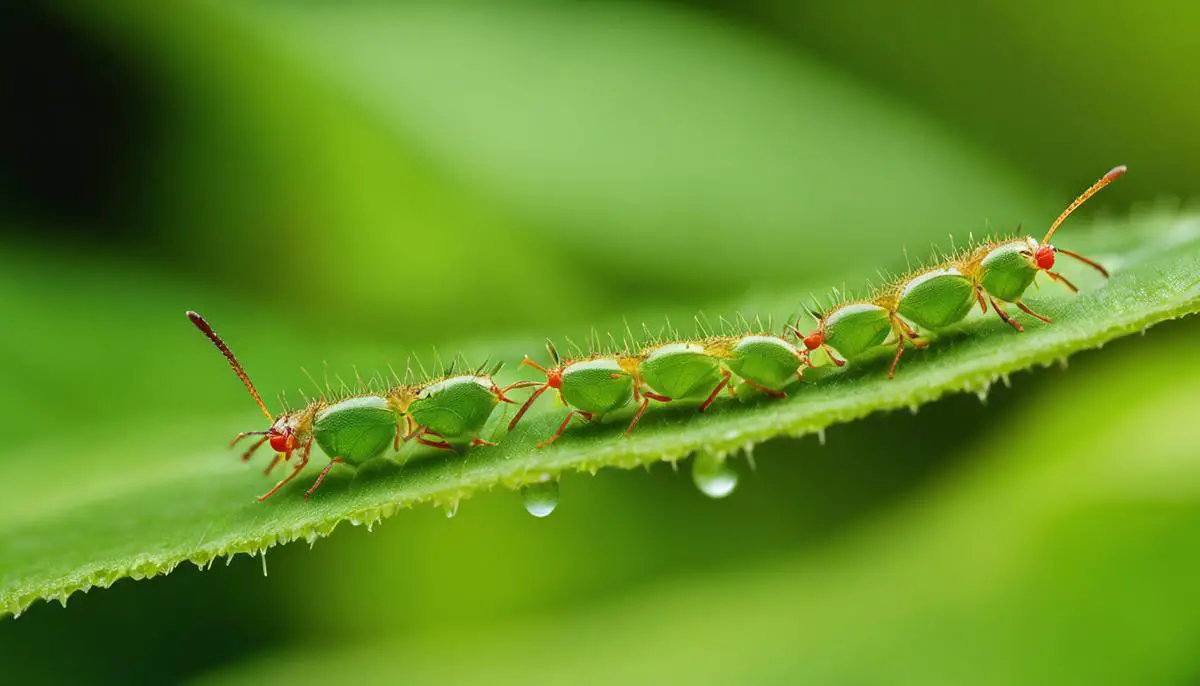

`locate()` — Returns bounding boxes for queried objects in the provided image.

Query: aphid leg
[626,397,652,436]
[987,295,1025,333]
[886,318,926,380]
[625,388,671,436]
[821,344,846,367]
[470,437,498,448]
[887,337,906,380]
[508,384,549,431]
[1015,301,1052,324]
[537,411,594,449]
[895,318,929,349]
[699,370,733,412]
[975,289,988,314]
[744,379,787,398]
[1045,270,1079,293]
[229,431,269,449]
[238,434,270,462]
[497,380,541,404]
[1055,247,1110,278]
[258,436,312,502]
[304,457,344,502]
[416,430,456,452]
[262,452,283,476]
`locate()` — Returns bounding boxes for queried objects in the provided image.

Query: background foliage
[2,1,1198,683]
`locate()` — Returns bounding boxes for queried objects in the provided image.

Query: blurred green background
[2,1,1198,683]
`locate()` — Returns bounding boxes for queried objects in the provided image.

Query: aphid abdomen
[408,375,499,441]
[560,360,635,415]
[822,304,893,359]
[638,343,724,399]
[725,336,802,391]
[980,241,1040,302]
[897,269,977,330]
[312,396,398,466]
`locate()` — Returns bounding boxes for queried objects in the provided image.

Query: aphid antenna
[186,311,274,421]
[1043,165,1126,244]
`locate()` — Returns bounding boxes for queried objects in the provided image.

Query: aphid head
[267,415,299,453]
[802,331,825,351]
[529,340,565,388]
[1034,243,1056,271]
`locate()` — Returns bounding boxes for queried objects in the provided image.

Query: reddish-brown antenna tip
[1104,165,1127,182]
[188,310,274,421]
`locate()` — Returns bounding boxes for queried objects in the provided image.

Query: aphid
[187,312,514,501]
[793,165,1124,377]
[703,333,807,398]
[507,341,638,448]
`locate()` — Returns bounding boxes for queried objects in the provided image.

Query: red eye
[1035,245,1056,270]
[269,432,295,453]
[803,332,823,350]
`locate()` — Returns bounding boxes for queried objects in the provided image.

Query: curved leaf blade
[1,213,1197,617]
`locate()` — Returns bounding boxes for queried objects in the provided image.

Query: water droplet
[691,451,738,499]
[521,479,559,518]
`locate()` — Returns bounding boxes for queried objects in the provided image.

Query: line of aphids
[189,166,1125,502]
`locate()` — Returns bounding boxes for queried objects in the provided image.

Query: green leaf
[1,212,1196,618]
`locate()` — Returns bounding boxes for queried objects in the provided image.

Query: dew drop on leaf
[521,478,559,518]
[691,451,738,499]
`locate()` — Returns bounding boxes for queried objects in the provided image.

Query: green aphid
[952,166,1124,332]
[705,334,806,397]
[187,312,512,502]
[507,342,637,448]
[311,395,397,466]
[790,299,926,379]
[896,267,978,330]
[393,372,515,451]
[637,342,726,400]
